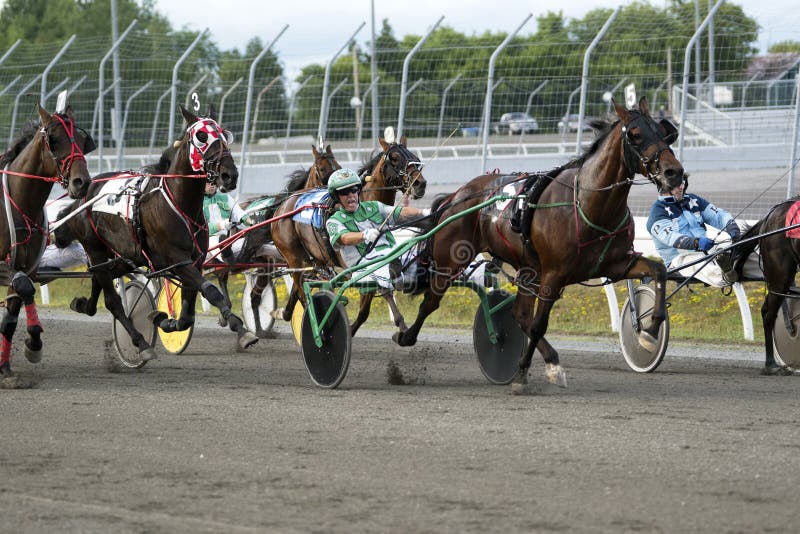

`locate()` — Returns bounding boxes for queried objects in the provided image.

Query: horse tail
[732,218,764,277]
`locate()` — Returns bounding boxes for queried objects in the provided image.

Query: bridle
[377,143,425,192]
[186,117,233,184]
[40,114,94,188]
[620,111,676,186]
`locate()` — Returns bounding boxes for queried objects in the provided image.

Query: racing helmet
[328,168,361,196]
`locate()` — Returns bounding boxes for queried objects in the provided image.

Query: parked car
[558,114,594,133]
[495,112,539,135]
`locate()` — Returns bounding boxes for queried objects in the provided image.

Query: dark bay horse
[0,105,93,387]
[64,105,257,363]
[733,199,800,375]
[271,136,426,335]
[212,144,341,336]
[394,98,684,393]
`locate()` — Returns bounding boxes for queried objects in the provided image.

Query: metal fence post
[576,6,620,154]
[397,16,443,139]
[44,79,70,103]
[436,73,462,147]
[219,77,244,124]
[370,0,379,150]
[284,75,313,149]
[357,76,380,151]
[92,79,120,141]
[679,0,726,160]
[323,77,349,139]
[0,39,21,65]
[240,24,289,183]
[9,75,42,145]
[788,74,800,198]
[0,75,22,98]
[249,75,282,143]
[168,30,208,144]
[318,23,365,143]
[40,35,76,107]
[98,19,138,173]
[148,86,173,156]
[518,80,549,147]
[117,80,153,168]
[480,14,531,173]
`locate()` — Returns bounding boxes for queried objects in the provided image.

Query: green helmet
[328,168,361,195]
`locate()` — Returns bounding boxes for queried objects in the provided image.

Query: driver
[647,179,761,286]
[325,168,429,291]
[204,181,245,262]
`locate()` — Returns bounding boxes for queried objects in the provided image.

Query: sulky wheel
[301,290,351,389]
[156,279,193,355]
[241,273,277,337]
[473,289,526,384]
[773,297,800,369]
[619,284,669,373]
[112,280,157,369]
[291,302,304,346]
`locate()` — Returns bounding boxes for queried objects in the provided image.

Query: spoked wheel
[473,289,525,384]
[111,280,157,369]
[241,273,277,337]
[619,284,670,373]
[301,290,351,389]
[774,298,800,369]
[154,279,194,355]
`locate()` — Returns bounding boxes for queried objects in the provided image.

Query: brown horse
[64,105,257,363]
[271,136,426,335]
[0,105,93,387]
[733,199,800,375]
[394,98,684,393]
[212,144,341,336]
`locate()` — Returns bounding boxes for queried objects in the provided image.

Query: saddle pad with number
[91,173,149,221]
[786,200,800,239]
[291,189,331,228]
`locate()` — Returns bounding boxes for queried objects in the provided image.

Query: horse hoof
[638,331,657,353]
[1,374,33,389]
[24,346,43,364]
[139,348,158,362]
[218,316,228,328]
[271,308,285,320]
[238,331,259,350]
[510,371,530,395]
[69,297,85,314]
[761,364,794,376]
[146,310,168,326]
[545,363,567,388]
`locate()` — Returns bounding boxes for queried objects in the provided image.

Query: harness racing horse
[0,105,94,387]
[733,199,800,375]
[271,136,426,336]
[394,98,684,393]
[213,144,341,337]
[64,105,257,363]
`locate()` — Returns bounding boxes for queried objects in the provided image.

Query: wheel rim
[112,280,157,368]
[473,289,525,384]
[301,290,351,388]
[619,285,669,373]
[156,280,193,355]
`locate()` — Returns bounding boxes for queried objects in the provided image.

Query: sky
[151,0,800,79]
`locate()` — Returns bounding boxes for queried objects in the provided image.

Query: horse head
[614,96,684,194]
[180,104,238,192]
[370,136,426,199]
[309,144,340,188]
[37,105,94,199]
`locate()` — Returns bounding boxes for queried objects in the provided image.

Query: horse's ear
[63,105,75,120]
[37,104,51,124]
[379,137,390,152]
[179,104,198,127]
[399,135,407,147]
[207,102,218,121]
[638,96,650,115]
[612,98,629,122]
[312,144,320,158]
[325,144,332,154]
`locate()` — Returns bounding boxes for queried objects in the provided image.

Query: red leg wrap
[24,303,41,329]
[0,336,11,366]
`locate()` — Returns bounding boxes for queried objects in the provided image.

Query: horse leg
[760,292,794,375]
[70,276,102,316]
[392,276,451,346]
[280,272,304,322]
[610,255,668,352]
[216,271,230,327]
[0,294,22,387]
[383,291,408,332]
[10,273,44,364]
[350,292,374,337]
[97,273,158,362]
[511,279,567,393]
[249,274,275,339]
[173,265,258,350]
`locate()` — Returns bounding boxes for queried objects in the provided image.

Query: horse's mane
[557,118,618,173]
[358,151,383,176]
[286,168,310,192]
[142,146,176,174]
[0,120,40,166]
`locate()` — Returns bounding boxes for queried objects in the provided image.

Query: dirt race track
[1,309,799,533]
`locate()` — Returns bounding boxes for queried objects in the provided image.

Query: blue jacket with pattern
[647,193,738,266]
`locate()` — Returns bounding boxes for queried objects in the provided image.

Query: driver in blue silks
[647,179,761,287]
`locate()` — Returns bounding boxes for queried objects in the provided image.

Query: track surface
[1,310,799,533]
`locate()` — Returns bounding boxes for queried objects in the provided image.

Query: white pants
[669,246,761,287]
[39,243,88,270]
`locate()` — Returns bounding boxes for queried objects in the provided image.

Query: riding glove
[362,228,380,244]
[694,236,715,252]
